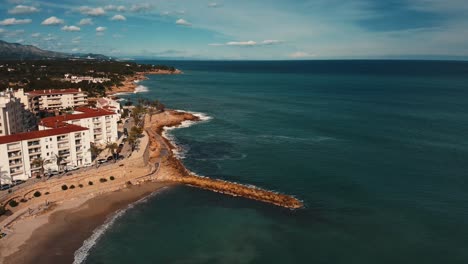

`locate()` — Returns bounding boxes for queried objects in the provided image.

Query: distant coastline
[108,69,182,96]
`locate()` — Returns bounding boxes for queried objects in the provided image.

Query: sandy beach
[1,182,172,264]
[0,96,302,264]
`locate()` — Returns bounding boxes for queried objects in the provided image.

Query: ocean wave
[134,85,149,93]
[162,110,213,159]
[73,188,169,264]
[112,92,132,96]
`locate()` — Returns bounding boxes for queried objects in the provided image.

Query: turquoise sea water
[82,61,468,264]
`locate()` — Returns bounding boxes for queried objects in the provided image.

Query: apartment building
[0,124,91,184]
[39,107,119,145]
[96,97,122,116]
[0,89,25,136]
[17,88,88,112]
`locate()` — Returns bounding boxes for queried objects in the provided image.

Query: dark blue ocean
[82,61,468,263]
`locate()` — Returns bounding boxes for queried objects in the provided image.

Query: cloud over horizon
[41,16,63,26]
[0,18,32,26]
[0,0,466,59]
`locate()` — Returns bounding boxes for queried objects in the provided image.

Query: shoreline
[1,182,173,264]
[107,70,182,96]
[0,73,303,263]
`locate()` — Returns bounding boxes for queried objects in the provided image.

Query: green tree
[105,142,118,163]
[31,157,48,181]
[88,144,102,168]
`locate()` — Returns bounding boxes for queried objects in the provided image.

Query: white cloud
[104,5,126,12]
[31,32,40,38]
[72,36,81,43]
[43,34,56,41]
[5,29,24,37]
[15,38,24,43]
[62,25,81,32]
[0,18,32,26]
[78,18,93,26]
[96,26,106,32]
[129,3,153,12]
[227,40,257,46]
[41,16,63,26]
[289,51,315,59]
[176,19,191,26]
[262,39,282,45]
[72,48,79,52]
[110,15,126,21]
[78,6,105,16]
[210,40,283,47]
[208,3,220,8]
[8,5,39,14]
[0,28,6,34]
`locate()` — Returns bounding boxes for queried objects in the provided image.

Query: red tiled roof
[0,125,87,144]
[27,89,83,96]
[40,107,115,128]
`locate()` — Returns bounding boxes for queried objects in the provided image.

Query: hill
[0,40,109,60]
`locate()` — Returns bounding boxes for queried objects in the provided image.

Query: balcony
[28,141,41,147]
[7,144,21,151]
[57,136,69,143]
[9,160,22,167]
[29,148,41,155]
[8,152,22,159]
[10,170,24,176]
[30,154,41,160]
[58,144,69,150]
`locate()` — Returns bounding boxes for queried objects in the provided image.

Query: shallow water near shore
[83,61,468,263]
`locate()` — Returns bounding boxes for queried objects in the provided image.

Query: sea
[78,60,468,264]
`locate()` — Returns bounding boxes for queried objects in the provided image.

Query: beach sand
[1,181,172,264]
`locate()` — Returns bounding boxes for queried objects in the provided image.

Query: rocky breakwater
[147,110,304,209]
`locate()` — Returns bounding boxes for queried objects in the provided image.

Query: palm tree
[89,144,102,168]
[31,157,47,181]
[105,142,118,162]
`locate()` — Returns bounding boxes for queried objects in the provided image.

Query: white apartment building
[0,89,25,136]
[39,107,119,146]
[16,88,88,112]
[0,124,91,184]
[64,74,110,84]
[96,97,122,116]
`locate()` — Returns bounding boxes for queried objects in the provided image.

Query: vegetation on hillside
[0,59,176,95]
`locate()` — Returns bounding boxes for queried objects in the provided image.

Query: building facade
[0,125,91,184]
[96,97,122,116]
[39,107,119,146]
[19,88,88,112]
[0,89,25,136]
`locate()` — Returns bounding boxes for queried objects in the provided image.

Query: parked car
[45,170,59,177]
[0,184,11,191]
[65,165,79,172]
[97,159,107,164]
[12,180,25,186]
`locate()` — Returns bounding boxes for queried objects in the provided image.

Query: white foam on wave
[161,110,213,159]
[72,188,169,264]
[134,85,149,93]
[112,92,132,96]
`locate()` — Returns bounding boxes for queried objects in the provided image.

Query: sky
[0,0,467,60]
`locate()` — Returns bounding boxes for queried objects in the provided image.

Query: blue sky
[0,0,467,59]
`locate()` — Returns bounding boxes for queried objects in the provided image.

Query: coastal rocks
[148,111,304,209]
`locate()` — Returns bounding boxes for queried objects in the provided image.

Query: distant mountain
[0,40,110,60]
